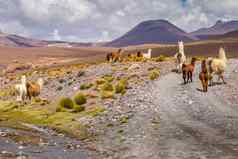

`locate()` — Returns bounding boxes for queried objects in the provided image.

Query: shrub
[103,74,114,83]
[59,79,66,83]
[115,78,128,95]
[77,71,85,77]
[74,105,85,113]
[101,82,114,91]
[95,79,106,85]
[119,116,129,124]
[56,106,67,112]
[68,81,73,86]
[80,83,93,90]
[149,69,160,80]
[86,106,105,117]
[58,97,74,109]
[101,90,115,99]
[74,93,87,105]
[57,86,63,91]
[155,55,167,62]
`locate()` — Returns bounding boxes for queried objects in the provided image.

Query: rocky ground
[0,58,238,159]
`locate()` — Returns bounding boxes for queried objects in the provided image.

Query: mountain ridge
[106,19,198,47]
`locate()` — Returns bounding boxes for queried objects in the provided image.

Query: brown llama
[182,57,196,84]
[136,51,143,58]
[26,78,44,100]
[106,52,113,62]
[199,60,209,92]
[106,49,123,63]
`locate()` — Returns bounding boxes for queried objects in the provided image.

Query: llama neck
[38,80,43,90]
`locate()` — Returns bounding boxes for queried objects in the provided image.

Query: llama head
[191,57,197,65]
[178,41,184,55]
[21,75,26,84]
[37,78,44,90]
[148,49,152,55]
[219,47,227,62]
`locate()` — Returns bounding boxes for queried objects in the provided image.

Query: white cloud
[0,0,238,42]
[52,29,61,41]
[0,21,31,37]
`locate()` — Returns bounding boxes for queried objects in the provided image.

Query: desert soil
[0,59,238,159]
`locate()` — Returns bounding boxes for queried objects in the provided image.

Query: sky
[0,0,238,42]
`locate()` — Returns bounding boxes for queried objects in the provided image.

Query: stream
[0,126,93,159]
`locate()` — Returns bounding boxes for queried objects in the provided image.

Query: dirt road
[153,59,238,159]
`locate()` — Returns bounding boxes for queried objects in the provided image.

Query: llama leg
[221,74,226,84]
[203,80,208,92]
[203,83,206,92]
[190,72,193,83]
[209,74,213,86]
[187,72,190,83]
[205,79,208,92]
[17,95,21,101]
[176,64,179,73]
[183,72,186,84]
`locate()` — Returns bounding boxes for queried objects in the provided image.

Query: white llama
[174,41,186,73]
[143,48,152,58]
[15,75,27,101]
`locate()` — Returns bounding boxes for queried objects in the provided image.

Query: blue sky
[0,0,237,42]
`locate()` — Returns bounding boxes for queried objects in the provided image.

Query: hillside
[191,20,238,38]
[106,20,197,47]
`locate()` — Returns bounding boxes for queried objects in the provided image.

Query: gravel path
[153,59,238,159]
[94,59,238,159]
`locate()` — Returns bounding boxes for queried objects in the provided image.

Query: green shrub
[56,106,67,112]
[149,69,160,80]
[119,116,129,124]
[115,78,128,95]
[95,79,106,85]
[86,106,105,117]
[101,82,114,91]
[101,90,115,99]
[155,55,167,62]
[103,74,114,83]
[74,105,85,113]
[74,93,87,105]
[80,83,93,90]
[68,81,73,86]
[58,97,74,109]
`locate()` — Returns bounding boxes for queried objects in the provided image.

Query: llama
[106,49,123,63]
[182,57,196,84]
[15,75,27,101]
[26,78,44,100]
[137,51,143,58]
[143,49,152,58]
[207,47,227,86]
[174,41,186,73]
[106,52,113,62]
[199,60,209,92]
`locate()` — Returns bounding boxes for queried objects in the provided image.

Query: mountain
[206,29,238,40]
[106,20,198,47]
[0,32,50,47]
[191,20,238,38]
[0,32,96,48]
